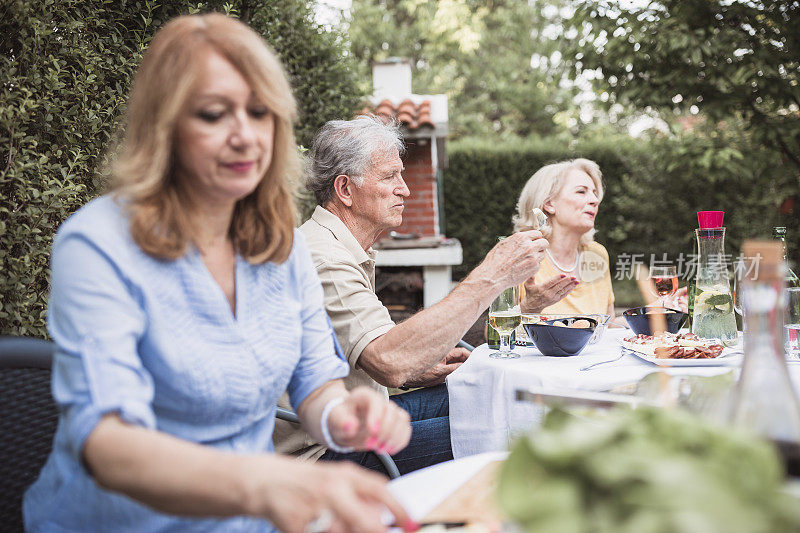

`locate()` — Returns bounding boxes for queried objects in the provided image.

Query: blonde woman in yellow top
[513,158,616,317]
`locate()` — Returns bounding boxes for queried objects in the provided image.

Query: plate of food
[620,332,742,367]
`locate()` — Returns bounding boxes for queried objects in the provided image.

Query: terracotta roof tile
[416,101,434,129]
[358,99,435,131]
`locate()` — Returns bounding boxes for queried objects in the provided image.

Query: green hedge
[444,132,798,301]
[0,0,364,337]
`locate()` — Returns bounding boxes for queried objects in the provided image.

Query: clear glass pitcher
[692,227,738,345]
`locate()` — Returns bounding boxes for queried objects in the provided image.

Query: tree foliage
[347,0,576,138]
[0,0,364,336]
[562,0,800,176]
[244,0,366,147]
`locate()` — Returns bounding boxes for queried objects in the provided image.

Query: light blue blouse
[23,196,349,532]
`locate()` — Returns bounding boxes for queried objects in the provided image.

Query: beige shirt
[273,206,395,459]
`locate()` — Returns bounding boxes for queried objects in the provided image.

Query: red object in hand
[697,210,724,229]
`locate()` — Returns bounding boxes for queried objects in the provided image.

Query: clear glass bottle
[772,227,800,288]
[733,241,800,450]
[691,211,726,330]
[691,227,738,344]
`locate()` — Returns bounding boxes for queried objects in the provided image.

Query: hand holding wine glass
[650,265,678,307]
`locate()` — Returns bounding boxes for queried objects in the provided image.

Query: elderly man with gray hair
[274,115,547,474]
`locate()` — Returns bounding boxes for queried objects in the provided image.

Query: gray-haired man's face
[349,147,409,233]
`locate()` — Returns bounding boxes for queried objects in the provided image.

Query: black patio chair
[0,336,59,532]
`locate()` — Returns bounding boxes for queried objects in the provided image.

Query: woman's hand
[666,286,689,313]
[521,274,579,313]
[328,387,412,456]
[647,286,688,313]
[254,458,416,533]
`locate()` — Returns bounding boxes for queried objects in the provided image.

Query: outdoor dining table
[445,327,800,459]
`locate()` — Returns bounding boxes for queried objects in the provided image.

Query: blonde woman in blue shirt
[23,14,415,533]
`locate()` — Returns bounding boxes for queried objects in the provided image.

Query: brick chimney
[371,59,446,237]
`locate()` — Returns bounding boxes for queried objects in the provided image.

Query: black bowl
[523,317,598,357]
[623,306,687,336]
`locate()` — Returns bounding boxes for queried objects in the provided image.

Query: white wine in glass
[489,285,521,359]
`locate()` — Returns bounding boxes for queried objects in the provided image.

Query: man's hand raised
[476,230,548,290]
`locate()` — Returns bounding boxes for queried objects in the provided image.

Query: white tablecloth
[446,328,753,459]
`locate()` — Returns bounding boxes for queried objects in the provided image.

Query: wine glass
[488,285,521,359]
[650,265,678,307]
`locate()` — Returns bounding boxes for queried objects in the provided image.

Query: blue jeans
[320,384,453,475]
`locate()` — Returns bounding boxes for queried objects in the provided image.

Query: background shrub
[444,132,796,306]
[0,0,364,337]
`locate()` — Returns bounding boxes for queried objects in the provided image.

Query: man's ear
[332,174,354,207]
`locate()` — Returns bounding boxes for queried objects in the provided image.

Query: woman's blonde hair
[112,13,299,264]
[512,158,604,247]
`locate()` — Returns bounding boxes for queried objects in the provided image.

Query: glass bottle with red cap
[692,211,738,345]
[688,211,724,331]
